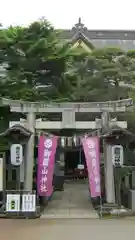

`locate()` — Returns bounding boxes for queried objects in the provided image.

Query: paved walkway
[41,180,98,219]
[2,219,135,240]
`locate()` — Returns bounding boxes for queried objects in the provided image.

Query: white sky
[1,0,135,30]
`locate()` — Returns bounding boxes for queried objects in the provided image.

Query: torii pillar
[24,112,35,191]
[101,112,115,204]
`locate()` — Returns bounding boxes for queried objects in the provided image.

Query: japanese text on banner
[87,139,100,193]
[40,139,52,193]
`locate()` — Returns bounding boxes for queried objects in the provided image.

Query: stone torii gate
[0,97,133,204]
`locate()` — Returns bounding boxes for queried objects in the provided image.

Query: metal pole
[99,195,103,219]
[79,147,81,165]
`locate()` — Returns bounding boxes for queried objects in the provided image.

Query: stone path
[41,180,98,219]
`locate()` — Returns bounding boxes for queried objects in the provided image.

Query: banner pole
[99,195,103,219]
[99,165,102,219]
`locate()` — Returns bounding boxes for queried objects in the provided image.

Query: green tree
[67,47,134,102]
[0,22,135,103]
[0,19,71,101]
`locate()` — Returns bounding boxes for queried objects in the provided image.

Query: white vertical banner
[6,194,20,212]
[0,158,3,191]
[22,194,36,212]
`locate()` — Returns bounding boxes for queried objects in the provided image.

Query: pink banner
[81,137,101,198]
[37,135,58,197]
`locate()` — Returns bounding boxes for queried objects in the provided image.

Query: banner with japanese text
[37,135,58,197]
[81,137,101,198]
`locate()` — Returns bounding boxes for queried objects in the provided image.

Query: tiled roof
[101,126,135,139]
[71,32,94,49]
[60,29,135,40]
[0,124,32,137]
[59,18,135,50]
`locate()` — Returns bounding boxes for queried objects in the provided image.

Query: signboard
[82,137,101,198]
[22,194,36,212]
[37,135,58,197]
[112,145,123,166]
[10,144,23,166]
[5,192,37,213]
[6,194,20,212]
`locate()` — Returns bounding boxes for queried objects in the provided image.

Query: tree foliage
[66,47,135,101]
[0,19,135,103]
[0,19,71,101]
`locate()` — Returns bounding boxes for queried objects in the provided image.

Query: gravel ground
[1,219,135,240]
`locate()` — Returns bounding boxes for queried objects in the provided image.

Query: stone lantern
[0,124,32,191]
